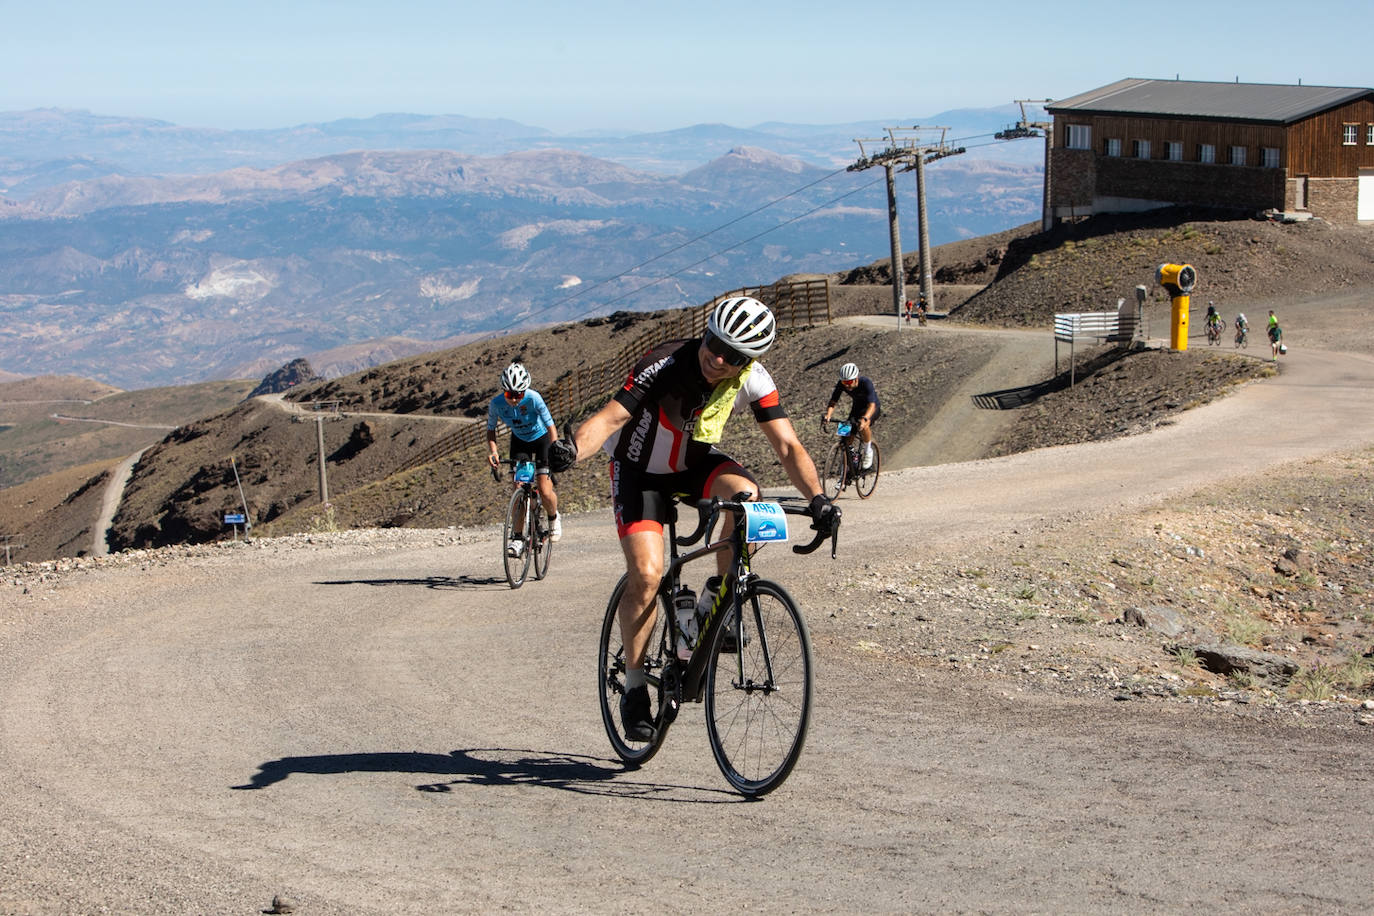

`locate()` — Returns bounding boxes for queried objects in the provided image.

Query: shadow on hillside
[231,747,737,802]
[972,346,1133,409]
[315,574,506,589]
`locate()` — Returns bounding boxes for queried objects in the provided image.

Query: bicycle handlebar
[675,496,840,558]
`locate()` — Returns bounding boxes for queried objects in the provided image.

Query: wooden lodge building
[1045,78,1374,225]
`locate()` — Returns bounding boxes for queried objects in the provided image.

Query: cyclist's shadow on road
[314,575,507,590]
[231,748,737,801]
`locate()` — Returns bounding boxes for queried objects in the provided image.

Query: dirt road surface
[4,310,1374,912]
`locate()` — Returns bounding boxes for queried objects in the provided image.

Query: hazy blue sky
[4,0,1371,132]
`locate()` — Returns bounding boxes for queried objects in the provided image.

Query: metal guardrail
[1054,305,1140,386]
[392,278,831,475]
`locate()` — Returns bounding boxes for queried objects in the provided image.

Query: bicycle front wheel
[531,494,553,580]
[822,441,846,499]
[854,440,880,499]
[705,578,813,797]
[502,487,533,588]
[598,574,670,766]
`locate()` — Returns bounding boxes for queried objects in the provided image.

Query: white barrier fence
[1054,300,1141,385]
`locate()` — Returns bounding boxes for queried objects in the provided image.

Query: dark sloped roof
[1047,78,1374,123]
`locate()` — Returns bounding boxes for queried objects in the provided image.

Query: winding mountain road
[3,300,1373,913]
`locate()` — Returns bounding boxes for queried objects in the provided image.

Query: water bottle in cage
[673,588,698,661]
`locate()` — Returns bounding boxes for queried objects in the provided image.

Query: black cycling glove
[808,493,839,534]
[548,437,578,473]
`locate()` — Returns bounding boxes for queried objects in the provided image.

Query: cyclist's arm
[485,427,500,467]
[569,399,631,465]
[757,416,823,500]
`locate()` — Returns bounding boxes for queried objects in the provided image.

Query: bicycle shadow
[231,747,738,802]
[314,574,506,590]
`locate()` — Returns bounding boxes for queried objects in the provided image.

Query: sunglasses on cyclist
[703,332,751,368]
[503,389,522,400]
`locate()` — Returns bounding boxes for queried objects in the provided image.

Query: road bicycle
[1235,325,1249,348]
[497,460,553,588]
[821,419,879,499]
[1206,321,1223,346]
[597,494,838,796]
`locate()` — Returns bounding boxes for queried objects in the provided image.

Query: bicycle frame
[650,497,832,721]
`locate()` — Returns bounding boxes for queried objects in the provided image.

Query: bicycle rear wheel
[705,578,812,797]
[598,574,671,765]
[822,441,847,499]
[502,487,533,589]
[531,494,553,580]
[854,440,880,499]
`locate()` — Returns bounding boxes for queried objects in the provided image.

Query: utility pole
[310,400,341,507]
[1,534,23,565]
[997,99,1053,230]
[850,127,965,323]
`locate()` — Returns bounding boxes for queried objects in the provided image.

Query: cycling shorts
[608,452,758,538]
[509,433,552,475]
[848,406,882,424]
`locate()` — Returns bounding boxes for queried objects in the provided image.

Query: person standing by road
[486,362,561,552]
[822,363,881,469]
[1269,318,1284,361]
[545,296,838,741]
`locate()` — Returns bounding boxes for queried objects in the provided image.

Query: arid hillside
[3,208,1373,564]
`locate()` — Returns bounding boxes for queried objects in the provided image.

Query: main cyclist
[486,361,561,553]
[821,362,881,469]
[547,296,838,740]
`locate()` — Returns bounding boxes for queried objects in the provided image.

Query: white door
[1359,169,1374,222]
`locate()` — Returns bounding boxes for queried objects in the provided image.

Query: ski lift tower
[849,127,964,325]
[996,99,1053,230]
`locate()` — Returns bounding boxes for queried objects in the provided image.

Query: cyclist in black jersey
[822,362,880,469]
[548,296,837,741]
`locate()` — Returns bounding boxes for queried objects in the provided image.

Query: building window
[1229,146,1247,166]
[1132,139,1151,159]
[1104,138,1121,157]
[1367,124,1374,145]
[1343,124,1358,145]
[1198,144,1216,164]
[1166,142,1183,161]
[1261,147,1280,168]
[1067,125,1091,149]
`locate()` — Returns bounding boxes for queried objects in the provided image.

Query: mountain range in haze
[0,107,1047,388]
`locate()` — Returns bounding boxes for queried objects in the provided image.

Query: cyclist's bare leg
[617,528,665,669]
[709,469,758,579]
[536,471,557,521]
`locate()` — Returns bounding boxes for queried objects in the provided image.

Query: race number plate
[742,501,788,544]
[514,461,535,483]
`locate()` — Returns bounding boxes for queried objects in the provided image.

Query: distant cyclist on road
[486,362,561,552]
[1235,312,1249,346]
[546,296,838,741]
[1205,302,1224,343]
[822,363,880,469]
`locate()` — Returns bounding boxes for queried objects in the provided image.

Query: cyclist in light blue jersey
[487,362,561,548]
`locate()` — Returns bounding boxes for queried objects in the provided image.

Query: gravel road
[3,308,1374,913]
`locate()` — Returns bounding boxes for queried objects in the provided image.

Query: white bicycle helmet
[501,362,531,393]
[839,362,859,381]
[706,296,776,359]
